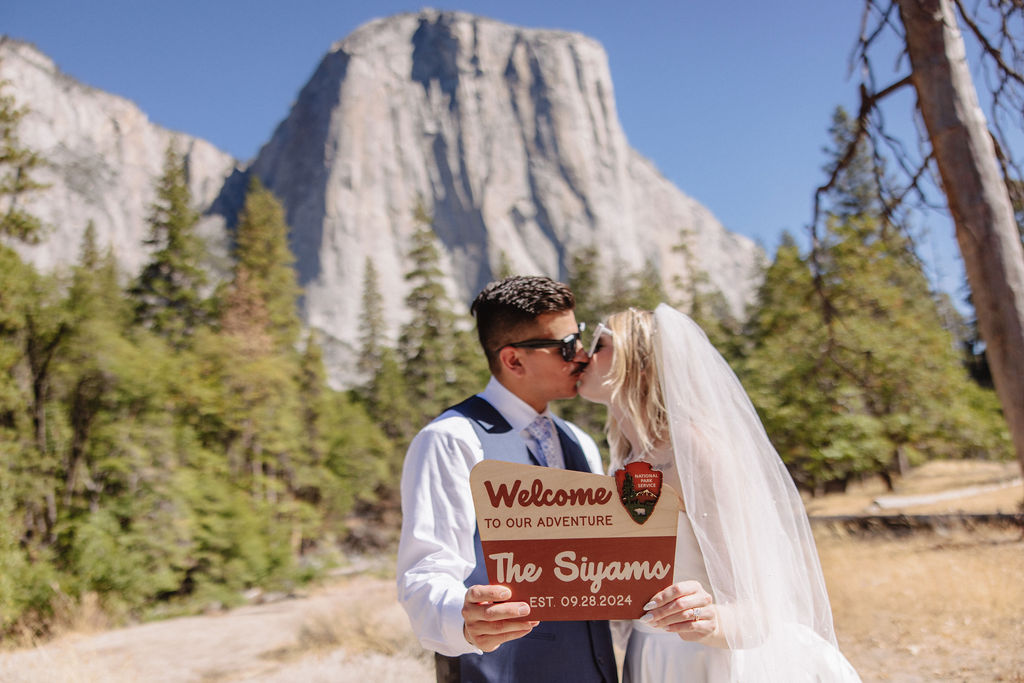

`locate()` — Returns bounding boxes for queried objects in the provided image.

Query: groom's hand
[462,585,539,652]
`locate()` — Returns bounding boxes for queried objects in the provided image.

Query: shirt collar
[479,376,552,434]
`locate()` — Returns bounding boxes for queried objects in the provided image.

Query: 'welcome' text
[484,478,613,508]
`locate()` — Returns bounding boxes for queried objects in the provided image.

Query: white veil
[653,304,859,681]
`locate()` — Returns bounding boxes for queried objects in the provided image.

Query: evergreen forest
[0,78,1013,639]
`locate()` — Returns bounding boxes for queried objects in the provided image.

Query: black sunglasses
[499,324,586,362]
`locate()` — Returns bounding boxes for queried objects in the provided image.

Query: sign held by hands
[469,460,679,620]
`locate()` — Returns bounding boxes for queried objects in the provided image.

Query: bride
[577,304,860,682]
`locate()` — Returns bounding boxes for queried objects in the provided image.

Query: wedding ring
[688,608,701,621]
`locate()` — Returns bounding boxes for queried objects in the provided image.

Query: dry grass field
[1,460,1021,682]
[820,527,1023,681]
[811,459,1024,682]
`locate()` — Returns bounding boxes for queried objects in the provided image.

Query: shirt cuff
[441,588,483,656]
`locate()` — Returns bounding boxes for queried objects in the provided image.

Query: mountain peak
[2,15,761,388]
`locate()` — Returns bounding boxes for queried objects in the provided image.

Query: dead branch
[810,76,913,235]
[953,0,1024,88]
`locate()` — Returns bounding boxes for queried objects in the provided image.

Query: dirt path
[0,575,432,683]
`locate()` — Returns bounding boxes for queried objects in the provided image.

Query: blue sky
[2,0,974,302]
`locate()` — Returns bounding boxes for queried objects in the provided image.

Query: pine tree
[368,346,416,444]
[68,222,127,330]
[218,266,273,357]
[0,81,49,558]
[621,471,635,501]
[742,109,1012,493]
[826,218,1009,473]
[0,460,56,633]
[322,387,395,524]
[0,85,65,625]
[398,203,470,423]
[604,256,636,314]
[551,250,602,461]
[742,234,864,492]
[185,175,310,560]
[567,246,604,326]
[0,72,46,243]
[630,258,668,312]
[291,333,369,544]
[0,251,41,551]
[60,223,130,510]
[298,334,328,468]
[130,144,210,347]
[672,227,736,351]
[357,256,385,380]
[357,255,417,446]
[22,269,69,499]
[0,246,33,435]
[232,177,301,350]
[824,107,883,221]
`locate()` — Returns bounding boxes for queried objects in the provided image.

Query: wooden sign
[469,460,679,620]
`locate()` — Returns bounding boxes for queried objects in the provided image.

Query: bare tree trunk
[897,0,1024,479]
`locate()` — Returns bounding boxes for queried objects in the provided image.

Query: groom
[397,276,617,683]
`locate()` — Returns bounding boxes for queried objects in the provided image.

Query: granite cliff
[0,36,240,279]
[1,12,762,387]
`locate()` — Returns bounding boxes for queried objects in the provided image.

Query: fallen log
[809,513,1024,536]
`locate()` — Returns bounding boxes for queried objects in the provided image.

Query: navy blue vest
[442,396,618,683]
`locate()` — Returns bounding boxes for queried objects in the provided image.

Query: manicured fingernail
[642,601,656,610]
[498,589,512,600]
[518,606,530,616]
[639,612,654,623]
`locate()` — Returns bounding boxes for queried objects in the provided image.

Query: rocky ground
[1,460,1021,682]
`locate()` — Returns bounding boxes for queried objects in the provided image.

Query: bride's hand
[640,580,719,643]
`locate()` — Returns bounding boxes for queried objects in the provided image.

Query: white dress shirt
[395,377,603,656]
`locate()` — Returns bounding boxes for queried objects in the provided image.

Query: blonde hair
[605,308,668,470]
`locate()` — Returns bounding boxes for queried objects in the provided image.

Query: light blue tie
[526,416,564,469]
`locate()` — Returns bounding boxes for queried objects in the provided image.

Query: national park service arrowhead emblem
[614,461,663,525]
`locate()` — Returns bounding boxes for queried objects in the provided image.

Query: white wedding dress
[619,452,861,682]
[621,506,726,682]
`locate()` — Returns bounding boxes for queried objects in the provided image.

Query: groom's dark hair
[471,276,576,373]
